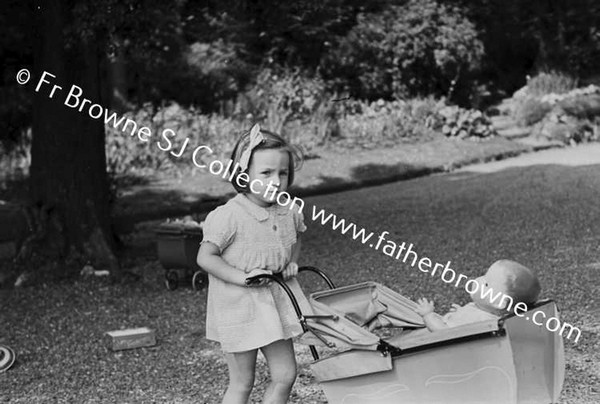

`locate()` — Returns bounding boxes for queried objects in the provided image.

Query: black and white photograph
[1,0,599,403]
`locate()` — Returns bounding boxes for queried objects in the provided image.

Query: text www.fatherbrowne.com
[310,205,582,343]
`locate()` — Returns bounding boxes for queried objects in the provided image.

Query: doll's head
[229,124,303,204]
[470,260,541,314]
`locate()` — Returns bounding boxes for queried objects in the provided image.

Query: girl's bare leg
[260,339,297,404]
[223,349,258,404]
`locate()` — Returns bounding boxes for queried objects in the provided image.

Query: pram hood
[300,282,425,350]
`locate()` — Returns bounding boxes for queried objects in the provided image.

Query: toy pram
[247,267,565,404]
[155,222,207,290]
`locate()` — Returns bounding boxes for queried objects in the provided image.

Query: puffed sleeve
[201,205,237,253]
[291,202,307,233]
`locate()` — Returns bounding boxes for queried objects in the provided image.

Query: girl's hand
[281,262,299,281]
[415,298,435,316]
[449,303,461,313]
[244,268,273,287]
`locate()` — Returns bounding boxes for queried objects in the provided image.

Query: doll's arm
[415,298,450,331]
[197,241,270,286]
[422,313,450,331]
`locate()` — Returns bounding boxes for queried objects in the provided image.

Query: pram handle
[245,266,337,360]
[245,273,303,315]
[244,266,336,289]
[298,266,336,289]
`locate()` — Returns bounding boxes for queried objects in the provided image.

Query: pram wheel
[165,270,179,290]
[192,271,208,290]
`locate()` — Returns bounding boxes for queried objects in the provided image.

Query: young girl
[197,124,312,404]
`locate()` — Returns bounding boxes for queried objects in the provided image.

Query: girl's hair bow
[238,124,265,171]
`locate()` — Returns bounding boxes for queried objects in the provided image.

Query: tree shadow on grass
[293,162,438,199]
[111,173,155,189]
[112,186,231,233]
[112,145,600,235]
[115,161,434,231]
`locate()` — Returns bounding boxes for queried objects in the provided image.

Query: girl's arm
[290,235,301,264]
[282,235,302,280]
[197,242,270,286]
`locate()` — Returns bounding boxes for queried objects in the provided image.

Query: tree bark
[28,0,119,274]
[107,40,131,113]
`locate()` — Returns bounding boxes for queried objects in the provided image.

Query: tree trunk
[107,40,131,113]
[28,0,119,274]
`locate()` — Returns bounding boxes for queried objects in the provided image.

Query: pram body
[155,222,207,290]
[248,269,565,404]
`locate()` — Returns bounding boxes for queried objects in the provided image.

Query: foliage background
[2,0,600,181]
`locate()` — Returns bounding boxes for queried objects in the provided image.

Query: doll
[416,260,541,331]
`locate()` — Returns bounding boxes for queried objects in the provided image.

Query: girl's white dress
[202,193,313,353]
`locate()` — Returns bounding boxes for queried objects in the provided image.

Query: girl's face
[245,148,290,207]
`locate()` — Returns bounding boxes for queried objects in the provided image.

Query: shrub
[514,97,554,127]
[435,106,496,139]
[526,71,579,97]
[105,103,246,180]
[533,110,600,145]
[336,98,444,147]
[558,93,600,120]
[174,39,252,110]
[520,84,600,145]
[0,128,31,187]
[240,68,327,133]
[321,0,484,101]
[513,83,600,127]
